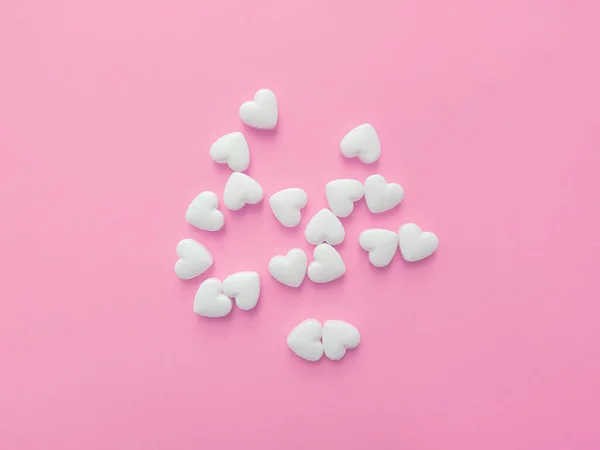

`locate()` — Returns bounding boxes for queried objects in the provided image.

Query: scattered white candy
[268,248,308,288]
[308,244,346,283]
[287,319,323,362]
[193,278,232,318]
[223,172,264,211]
[325,179,364,218]
[359,229,399,268]
[364,174,404,213]
[340,123,381,164]
[185,191,225,231]
[209,132,250,172]
[398,223,439,262]
[174,239,213,280]
[239,88,278,130]
[269,188,308,227]
[222,271,260,311]
[305,209,345,245]
[322,320,360,361]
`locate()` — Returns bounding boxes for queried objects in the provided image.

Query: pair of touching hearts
[360,223,439,268]
[268,244,346,287]
[287,319,360,361]
[326,174,404,216]
[193,273,260,317]
[185,173,263,232]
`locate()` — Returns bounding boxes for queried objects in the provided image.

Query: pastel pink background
[1,0,600,449]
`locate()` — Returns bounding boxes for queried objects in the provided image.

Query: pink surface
[1,1,600,449]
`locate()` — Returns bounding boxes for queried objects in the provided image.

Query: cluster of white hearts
[269,199,439,288]
[175,88,439,360]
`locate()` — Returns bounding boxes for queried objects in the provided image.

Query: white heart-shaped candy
[269,188,308,227]
[325,179,364,218]
[223,172,264,211]
[174,239,213,280]
[359,229,399,268]
[364,174,404,213]
[239,88,278,130]
[398,223,439,262]
[268,248,308,288]
[185,191,225,231]
[193,278,232,318]
[287,319,323,362]
[209,132,250,172]
[222,271,260,311]
[340,123,381,164]
[322,320,360,361]
[308,244,346,283]
[305,209,345,245]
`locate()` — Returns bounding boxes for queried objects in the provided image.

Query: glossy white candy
[193,278,232,318]
[308,244,346,283]
[322,320,360,361]
[268,248,308,288]
[359,229,399,268]
[325,179,364,218]
[287,319,323,362]
[223,172,264,210]
[209,132,250,172]
[305,209,345,245]
[364,174,404,213]
[340,123,381,164]
[185,191,225,231]
[398,223,439,262]
[222,271,260,311]
[174,239,213,280]
[269,188,308,227]
[239,88,278,130]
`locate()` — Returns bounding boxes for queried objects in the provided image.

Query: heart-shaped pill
[174,238,213,280]
[322,320,360,361]
[398,223,439,262]
[193,278,232,318]
[239,89,278,130]
[307,244,346,283]
[209,132,250,172]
